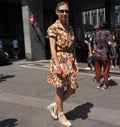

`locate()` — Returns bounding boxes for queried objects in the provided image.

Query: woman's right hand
[56,65,62,74]
[56,65,64,79]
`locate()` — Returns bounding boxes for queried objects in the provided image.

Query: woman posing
[47,2,79,127]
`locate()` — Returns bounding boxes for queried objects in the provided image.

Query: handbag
[54,62,70,77]
[60,63,70,77]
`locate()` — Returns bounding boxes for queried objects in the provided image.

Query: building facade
[82,5,120,40]
[0,0,120,61]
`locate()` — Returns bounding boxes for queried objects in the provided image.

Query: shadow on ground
[0,74,15,83]
[109,79,119,87]
[65,102,93,120]
[0,118,18,127]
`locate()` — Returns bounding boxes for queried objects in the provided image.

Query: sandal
[96,84,101,89]
[101,85,108,90]
[58,111,72,127]
[47,103,58,120]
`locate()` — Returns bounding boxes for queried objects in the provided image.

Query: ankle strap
[58,111,64,117]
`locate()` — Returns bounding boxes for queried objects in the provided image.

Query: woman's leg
[47,86,74,122]
[95,57,102,86]
[114,58,118,67]
[110,59,114,68]
[55,87,75,111]
[56,87,73,123]
[102,58,110,87]
[63,86,75,102]
[56,88,64,112]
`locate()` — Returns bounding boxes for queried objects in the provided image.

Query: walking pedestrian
[94,21,113,89]
[0,38,3,51]
[47,2,79,127]
[110,35,119,69]
[93,24,111,82]
[12,38,19,59]
[84,31,94,71]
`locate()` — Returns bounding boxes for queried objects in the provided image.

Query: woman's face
[56,4,69,23]
[112,35,115,40]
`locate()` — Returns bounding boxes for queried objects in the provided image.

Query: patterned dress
[47,20,78,89]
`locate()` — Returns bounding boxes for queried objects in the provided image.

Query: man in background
[12,38,19,59]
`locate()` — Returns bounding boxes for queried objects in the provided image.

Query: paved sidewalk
[0,61,120,127]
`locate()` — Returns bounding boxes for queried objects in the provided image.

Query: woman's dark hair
[100,21,108,30]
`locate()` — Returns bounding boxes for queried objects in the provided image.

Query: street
[0,60,120,127]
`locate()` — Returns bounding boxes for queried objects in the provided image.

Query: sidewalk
[0,59,120,127]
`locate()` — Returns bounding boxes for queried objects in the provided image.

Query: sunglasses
[58,10,69,13]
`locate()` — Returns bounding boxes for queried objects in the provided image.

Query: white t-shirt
[12,40,18,48]
[0,41,3,49]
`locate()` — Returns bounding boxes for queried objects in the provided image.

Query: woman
[94,21,113,89]
[110,35,119,69]
[47,2,78,127]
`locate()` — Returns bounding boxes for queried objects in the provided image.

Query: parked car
[0,50,12,66]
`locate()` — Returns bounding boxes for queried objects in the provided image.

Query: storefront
[0,1,25,59]
[0,0,120,61]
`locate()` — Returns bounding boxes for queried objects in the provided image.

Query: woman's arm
[106,30,113,47]
[72,44,77,63]
[88,44,93,57]
[49,37,62,74]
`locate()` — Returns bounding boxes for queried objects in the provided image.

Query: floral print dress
[47,20,78,89]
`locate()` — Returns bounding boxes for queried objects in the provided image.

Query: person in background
[47,2,79,127]
[84,32,94,71]
[93,24,111,82]
[94,21,113,90]
[12,38,19,59]
[0,38,3,51]
[110,35,119,69]
[116,38,120,68]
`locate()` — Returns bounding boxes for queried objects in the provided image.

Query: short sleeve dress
[47,20,78,89]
